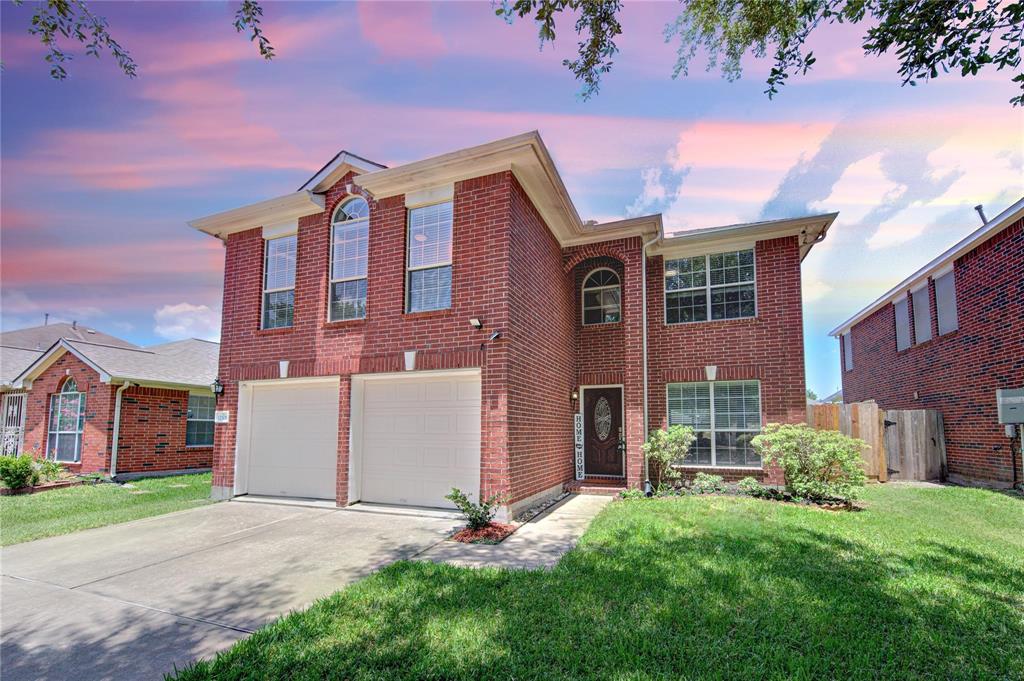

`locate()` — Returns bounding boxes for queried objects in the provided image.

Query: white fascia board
[188,192,325,239]
[13,341,111,389]
[651,213,836,260]
[828,196,1024,336]
[298,151,387,193]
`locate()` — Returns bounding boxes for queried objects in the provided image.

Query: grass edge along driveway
[172,484,1024,680]
[1,472,214,546]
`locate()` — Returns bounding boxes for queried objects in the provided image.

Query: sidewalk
[415,493,612,569]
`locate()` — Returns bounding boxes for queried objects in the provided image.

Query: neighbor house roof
[1,323,140,389]
[188,131,834,256]
[14,338,219,391]
[828,196,1024,336]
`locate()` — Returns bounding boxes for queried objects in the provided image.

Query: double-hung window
[406,201,453,313]
[47,378,85,463]
[263,234,296,329]
[667,380,762,467]
[329,198,369,321]
[665,249,755,324]
[186,394,215,447]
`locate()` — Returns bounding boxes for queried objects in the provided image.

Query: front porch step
[565,478,627,496]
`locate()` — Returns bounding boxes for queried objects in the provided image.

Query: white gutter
[641,233,660,484]
[109,381,132,479]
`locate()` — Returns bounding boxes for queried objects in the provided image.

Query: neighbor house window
[842,332,853,372]
[667,380,761,467]
[186,394,215,447]
[582,268,621,325]
[263,234,296,329]
[406,201,453,313]
[894,297,911,351]
[911,286,931,344]
[47,378,85,463]
[934,270,959,335]
[329,197,369,321]
[665,249,755,324]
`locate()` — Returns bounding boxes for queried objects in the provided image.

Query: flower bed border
[0,478,100,496]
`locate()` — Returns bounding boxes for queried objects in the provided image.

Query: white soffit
[828,195,1024,337]
[650,213,837,261]
[189,191,325,239]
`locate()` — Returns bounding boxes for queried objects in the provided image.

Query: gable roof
[1,346,44,387]
[828,196,1024,336]
[298,150,387,193]
[14,338,219,391]
[0,322,138,352]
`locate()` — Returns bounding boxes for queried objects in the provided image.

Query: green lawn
[0,472,214,546]
[172,484,1023,680]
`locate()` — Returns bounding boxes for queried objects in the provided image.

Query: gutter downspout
[109,381,132,479]
[641,234,660,487]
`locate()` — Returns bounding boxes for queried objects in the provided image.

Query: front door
[583,387,624,477]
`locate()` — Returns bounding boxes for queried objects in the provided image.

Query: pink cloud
[357,2,446,60]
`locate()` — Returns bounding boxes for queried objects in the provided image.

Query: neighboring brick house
[2,322,219,477]
[830,198,1024,488]
[190,132,834,515]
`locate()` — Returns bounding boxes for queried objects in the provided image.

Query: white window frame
[405,200,453,313]
[186,393,216,448]
[328,197,369,322]
[47,379,85,463]
[667,380,763,468]
[664,248,757,325]
[262,234,297,330]
[581,267,622,326]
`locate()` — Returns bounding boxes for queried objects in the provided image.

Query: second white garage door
[358,371,481,509]
[246,380,339,500]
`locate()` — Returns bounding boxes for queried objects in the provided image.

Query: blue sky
[1,1,1021,397]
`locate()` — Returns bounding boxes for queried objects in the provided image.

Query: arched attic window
[582,268,621,325]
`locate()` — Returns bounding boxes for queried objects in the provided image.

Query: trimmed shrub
[737,476,767,497]
[642,425,696,488]
[0,454,40,489]
[445,488,509,530]
[752,424,867,502]
[690,472,725,494]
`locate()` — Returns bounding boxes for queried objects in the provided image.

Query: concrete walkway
[416,494,611,569]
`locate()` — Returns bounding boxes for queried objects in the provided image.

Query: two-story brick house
[830,197,1024,488]
[190,132,833,515]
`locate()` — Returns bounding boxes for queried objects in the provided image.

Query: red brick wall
[214,171,514,503]
[646,236,808,485]
[22,353,115,473]
[115,386,213,473]
[506,177,577,502]
[840,220,1024,486]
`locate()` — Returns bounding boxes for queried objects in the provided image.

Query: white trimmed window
[582,268,621,325]
[407,201,453,313]
[665,249,755,324]
[329,198,369,321]
[48,378,85,463]
[935,270,959,335]
[842,332,853,371]
[911,286,931,344]
[186,394,215,447]
[894,297,911,351]
[263,234,296,329]
[667,380,762,467]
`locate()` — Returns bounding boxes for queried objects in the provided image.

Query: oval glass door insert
[595,397,612,441]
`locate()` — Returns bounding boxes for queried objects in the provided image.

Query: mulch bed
[450,522,519,545]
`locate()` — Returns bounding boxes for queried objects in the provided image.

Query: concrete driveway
[1,501,459,681]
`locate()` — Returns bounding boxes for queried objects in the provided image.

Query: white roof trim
[14,341,110,389]
[828,196,1024,336]
[650,213,836,261]
[298,151,386,194]
[189,191,325,239]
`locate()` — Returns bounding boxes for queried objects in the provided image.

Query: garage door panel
[359,373,481,508]
[246,381,339,500]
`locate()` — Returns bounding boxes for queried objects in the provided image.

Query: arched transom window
[329,197,369,321]
[48,377,85,463]
[582,268,621,325]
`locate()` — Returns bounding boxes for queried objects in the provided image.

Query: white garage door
[246,381,339,500]
[359,372,481,509]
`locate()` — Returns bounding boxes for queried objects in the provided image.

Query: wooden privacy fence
[807,401,947,482]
